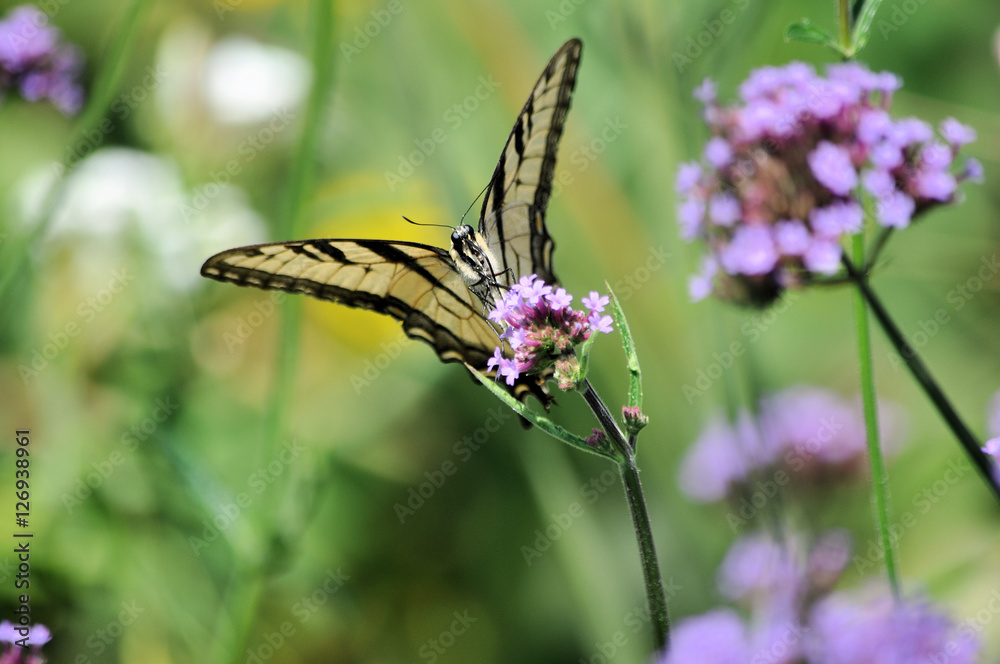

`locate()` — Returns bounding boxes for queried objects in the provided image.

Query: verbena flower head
[622,405,649,435]
[716,530,850,626]
[678,61,981,306]
[806,592,979,664]
[0,5,84,114]
[659,609,749,664]
[677,385,905,502]
[660,532,980,664]
[487,276,613,390]
[0,620,51,663]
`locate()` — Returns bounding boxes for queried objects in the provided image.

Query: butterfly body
[201,39,583,406]
[448,224,506,309]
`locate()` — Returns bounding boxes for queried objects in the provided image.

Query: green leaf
[784,19,839,47]
[466,366,617,460]
[577,327,599,383]
[606,286,642,410]
[850,0,885,55]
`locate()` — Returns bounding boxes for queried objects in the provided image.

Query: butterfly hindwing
[479,38,581,289]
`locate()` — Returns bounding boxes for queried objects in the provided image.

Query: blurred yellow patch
[303,172,451,354]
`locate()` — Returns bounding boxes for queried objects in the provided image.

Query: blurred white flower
[156,22,309,128]
[19,148,266,291]
[203,35,310,125]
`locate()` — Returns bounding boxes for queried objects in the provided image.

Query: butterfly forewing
[479,38,581,288]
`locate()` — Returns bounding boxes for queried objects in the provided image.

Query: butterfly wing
[478,38,582,288]
[201,239,499,366]
[200,239,552,405]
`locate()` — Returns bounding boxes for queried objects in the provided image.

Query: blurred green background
[2,0,999,661]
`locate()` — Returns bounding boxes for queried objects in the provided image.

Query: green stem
[580,380,670,654]
[850,235,901,599]
[580,379,629,458]
[837,0,852,51]
[210,570,264,664]
[617,457,670,654]
[262,0,336,455]
[217,4,336,663]
[864,227,894,272]
[842,256,1000,504]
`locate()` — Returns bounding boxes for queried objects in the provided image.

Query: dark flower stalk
[580,380,670,652]
[482,275,670,653]
[843,256,1000,503]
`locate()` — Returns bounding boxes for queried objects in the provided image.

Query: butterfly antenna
[460,181,490,225]
[402,216,452,230]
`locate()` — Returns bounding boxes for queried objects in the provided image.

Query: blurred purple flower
[708,193,742,226]
[0,5,84,114]
[688,256,718,302]
[962,157,984,184]
[657,609,748,664]
[806,592,978,664]
[809,141,858,196]
[678,386,906,503]
[676,61,980,306]
[802,238,842,275]
[805,529,852,594]
[663,533,981,664]
[720,225,779,276]
[0,620,51,664]
[677,411,757,502]
[940,118,976,147]
[983,438,1000,457]
[875,191,915,228]
[718,532,801,618]
[717,530,852,627]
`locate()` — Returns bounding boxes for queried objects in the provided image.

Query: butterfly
[201,39,582,406]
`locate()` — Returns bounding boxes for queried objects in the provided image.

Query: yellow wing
[478,38,582,288]
[200,239,553,405]
[201,239,499,366]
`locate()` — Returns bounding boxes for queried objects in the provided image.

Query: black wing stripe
[513,115,526,160]
[314,240,350,263]
[291,243,328,262]
[354,239,478,317]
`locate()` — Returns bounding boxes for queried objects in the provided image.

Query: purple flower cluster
[0,621,50,664]
[487,275,613,390]
[677,385,905,502]
[0,5,84,114]
[659,532,980,664]
[678,62,982,306]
